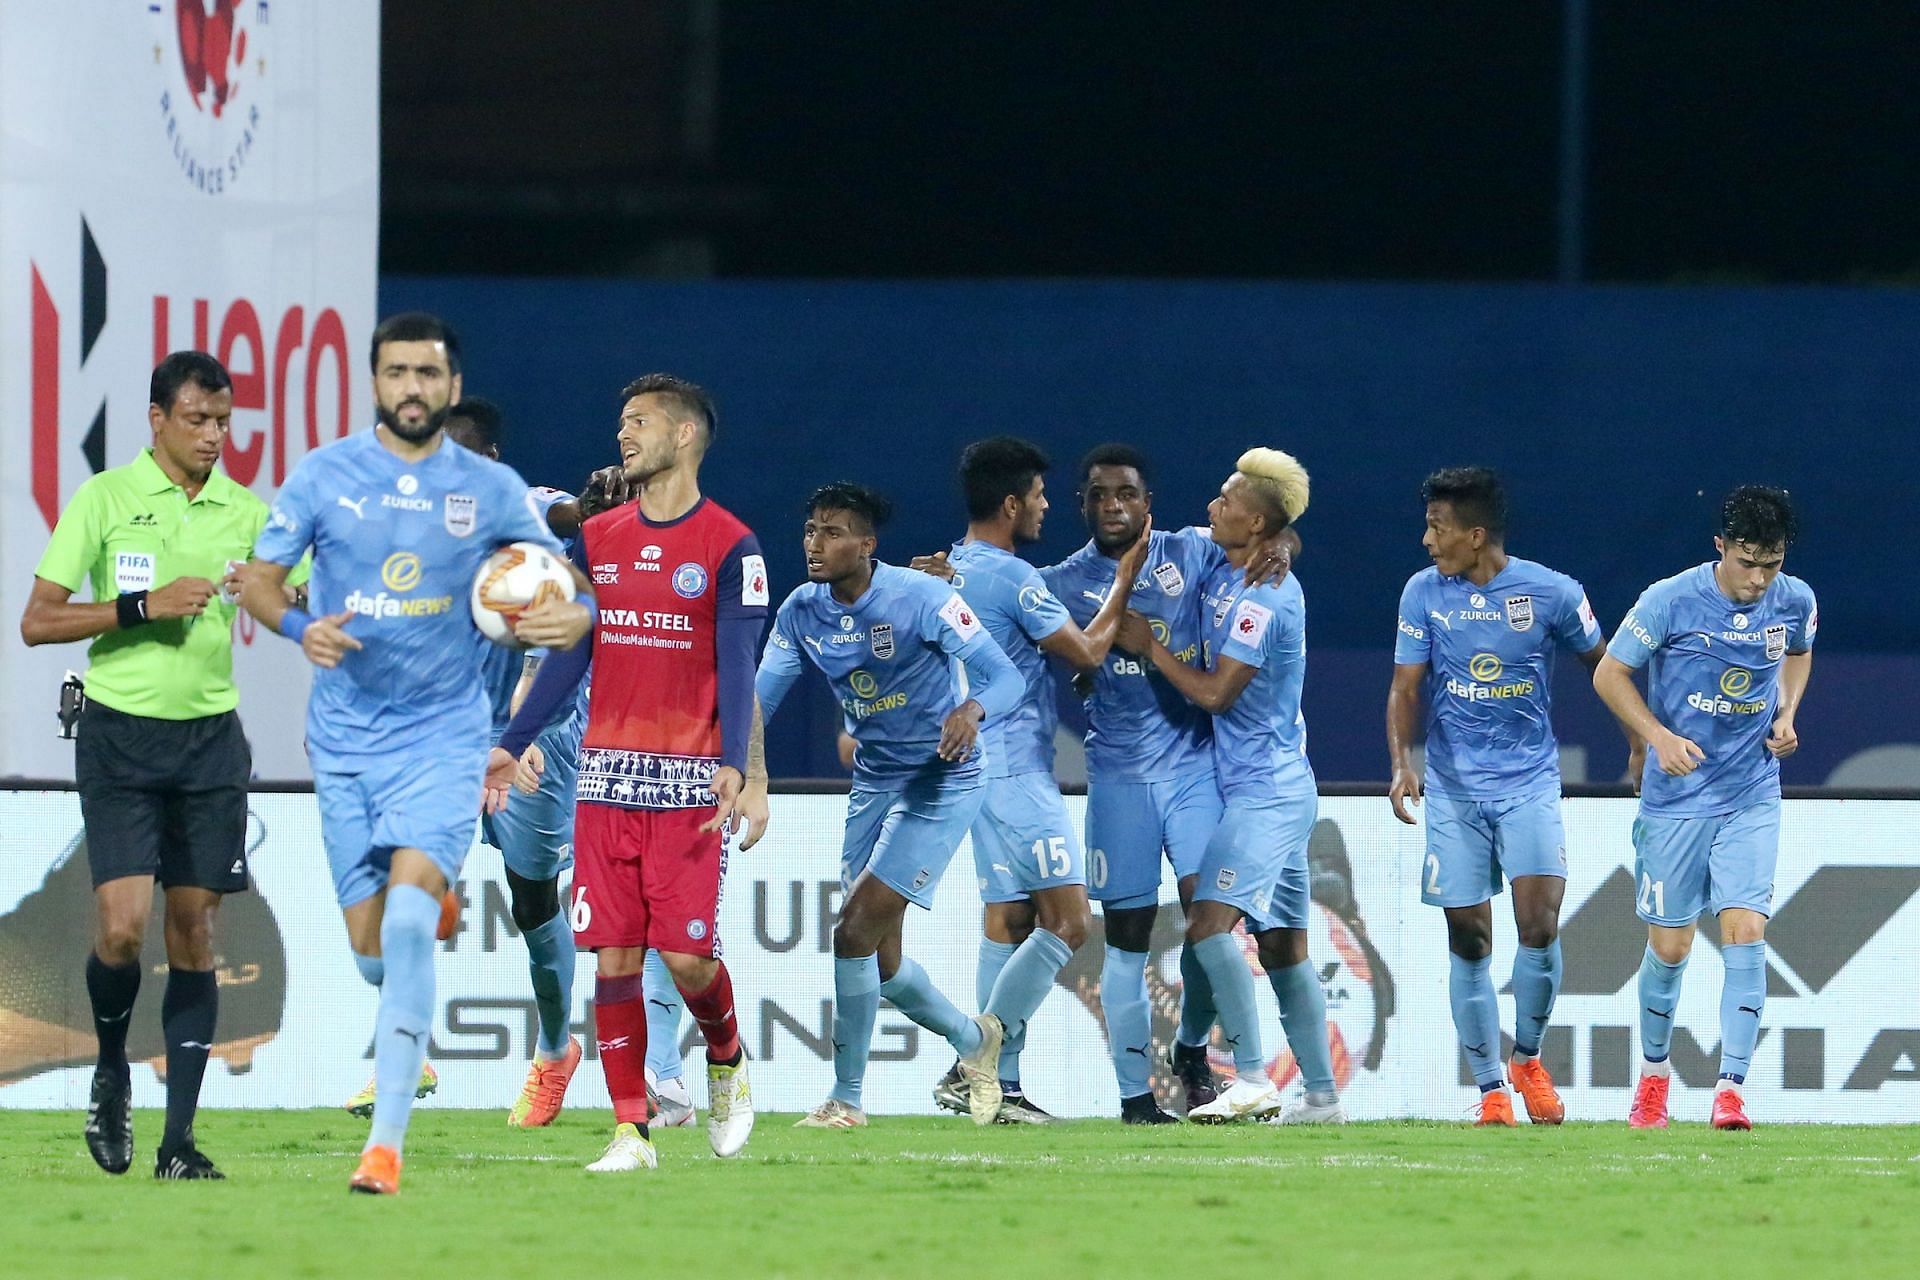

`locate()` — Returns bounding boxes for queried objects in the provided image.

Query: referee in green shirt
[19,352,283,1181]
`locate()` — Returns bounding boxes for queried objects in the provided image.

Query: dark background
[377,3,1920,782]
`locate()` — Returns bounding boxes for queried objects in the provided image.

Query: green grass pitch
[5,1109,1917,1279]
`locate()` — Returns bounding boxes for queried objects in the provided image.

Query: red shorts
[571,803,727,956]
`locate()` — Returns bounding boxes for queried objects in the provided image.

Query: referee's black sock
[160,968,218,1151]
[85,953,141,1077]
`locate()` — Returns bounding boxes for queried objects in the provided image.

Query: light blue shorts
[1420,788,1568,909]
[316,750,487,909]
[842,773,987,910]
[1085,770,1223,910]
[480,714,584,882]
[1194,791,1318,930]
[1632,798,1780,926]
[970,770,1086,903]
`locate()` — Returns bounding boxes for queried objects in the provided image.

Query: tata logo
[380,552,422,593]
[1468,653,1503,681]
[640,545,663,561]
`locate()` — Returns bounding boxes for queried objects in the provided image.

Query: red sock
[594,974,649,1127]
[680,962,741,1063]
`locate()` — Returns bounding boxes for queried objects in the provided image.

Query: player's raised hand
[937,699,985,761]
[1388,766,1423,824]
[576,465,633,519]
[1115,515,1154,581]
[1243,527,1299,587]
[1652,728,1707,776]
[737,777,771,849]
[1765,715,1800,759]
[483,746,520,814]
[515,597,593,649]
[515,742,547,795]
[301,610,363,668]
[702,766,745,836]
[1114,609,1154,657]
[146,575,218,620]
[909,550,955,582]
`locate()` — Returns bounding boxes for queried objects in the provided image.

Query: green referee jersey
[34,448,280,720]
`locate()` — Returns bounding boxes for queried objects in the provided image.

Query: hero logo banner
[1,2,378,780]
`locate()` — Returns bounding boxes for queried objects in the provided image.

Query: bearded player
[495,375,768,1172]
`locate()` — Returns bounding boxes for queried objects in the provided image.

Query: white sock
[1641,1057,1671,1078]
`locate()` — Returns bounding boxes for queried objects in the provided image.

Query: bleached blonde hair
[1236,447,1309,526]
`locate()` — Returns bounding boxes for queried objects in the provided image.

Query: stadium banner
[4,792,1916,1123]
[0,1,380,779]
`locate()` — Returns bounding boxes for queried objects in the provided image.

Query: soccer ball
[470,541,575,647]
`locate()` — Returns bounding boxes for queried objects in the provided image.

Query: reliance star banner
[0,1,379,779]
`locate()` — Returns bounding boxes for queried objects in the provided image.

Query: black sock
[85,953,142,1076]
[160,968,218,1150]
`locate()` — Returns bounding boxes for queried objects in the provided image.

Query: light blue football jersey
[948,539,1071,778]
[1041,527,1220,783]
[1607,562,1817,817]
[254,429,561,770]
[1394,557,1602,801]
[1197,559,1314,803]
[756,562,1022,790]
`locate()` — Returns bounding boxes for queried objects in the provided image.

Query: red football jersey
[576,498,767,810]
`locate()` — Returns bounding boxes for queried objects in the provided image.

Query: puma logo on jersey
[337,495,368,519]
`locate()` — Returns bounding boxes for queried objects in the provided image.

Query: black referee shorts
[74,703,253,893]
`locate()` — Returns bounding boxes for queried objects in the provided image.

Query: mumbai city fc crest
[1152,562,1185,596]
[870,622,895,659]
[673,563,709,599]
[444,494,476,537]
[1216,868,1237,891]
[1505,595,1534,632]
[911,868,932,892]
[1764,624,1788,661]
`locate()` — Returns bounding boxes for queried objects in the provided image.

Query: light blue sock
[642,951,686,1083]
[353,952,384,988]
[882,957,982,1056]
[1176,942,1217,1048]
[1192,933,1263,1078]
[1510,941,1562,1058]
[367,884,438,1154]
[830,955,881,1108]
[1638,945,1688,1064]
[522,912,576,1060]
[1718,941,1766,1085]
[985,929,1073,1084]
[976,938,1018,1008]
[1100,945,1153,1098]
[1268,959,1336,1097]
[1448,952,1504,1090]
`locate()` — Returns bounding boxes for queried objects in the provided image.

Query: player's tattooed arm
[735,698,771,850]
[1386,662,1427,824]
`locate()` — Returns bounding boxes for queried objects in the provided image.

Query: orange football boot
[1628,1073,1670,1129]
[1507,1056,1566,1125]
[436,890,461,942]
[508,1038,583,1128]
[1711,1087,1752,1131]
[1474,1088,1517,1126]
[349,1144,402,1195]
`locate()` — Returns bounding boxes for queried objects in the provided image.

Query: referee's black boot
[155,1140,225,1181]
[85,1065,134,1174]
